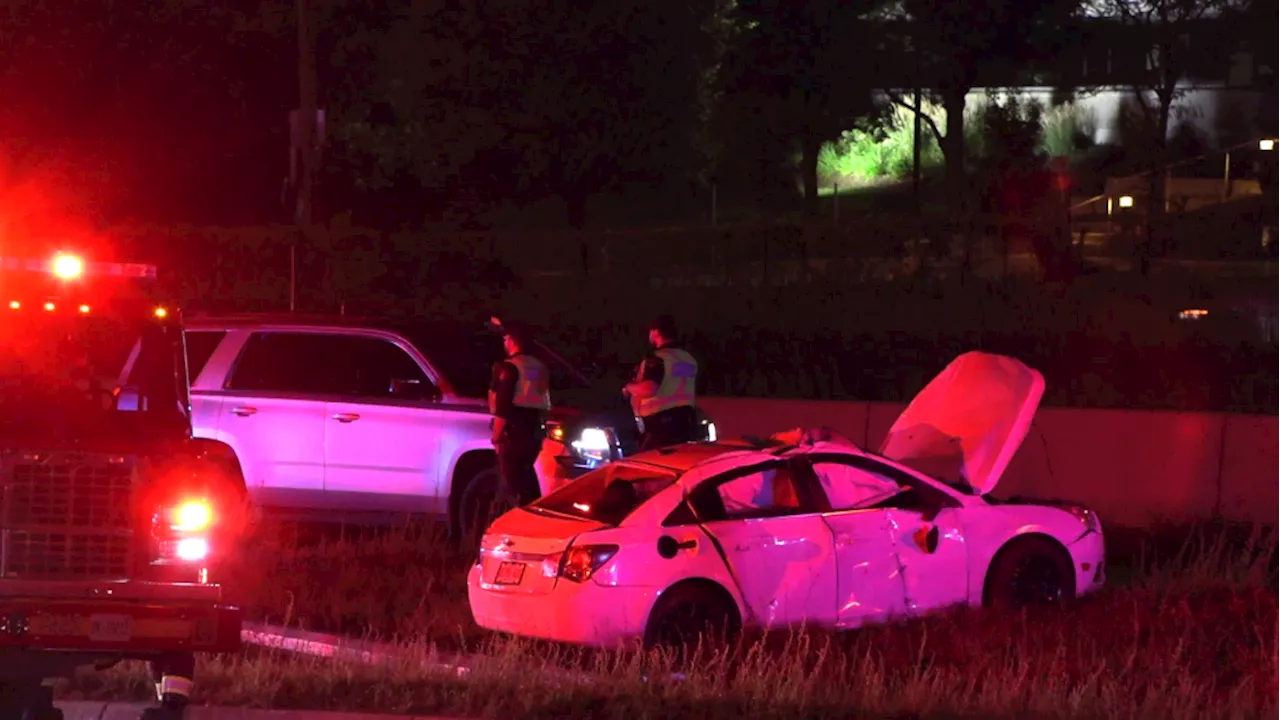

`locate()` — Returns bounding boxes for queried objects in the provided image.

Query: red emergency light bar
[0,254,157,279]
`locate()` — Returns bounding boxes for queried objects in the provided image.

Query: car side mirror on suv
[390,378,441,402]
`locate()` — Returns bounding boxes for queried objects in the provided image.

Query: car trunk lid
[476,508,608,595]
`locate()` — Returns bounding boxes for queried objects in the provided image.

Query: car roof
[630,435,875,476]
[624,441,769,473]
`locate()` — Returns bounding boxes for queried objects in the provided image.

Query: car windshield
[533,462,678,526]
[0,310,189,445]
[401,325,589,398]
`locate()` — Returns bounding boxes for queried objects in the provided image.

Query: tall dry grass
[57,520,1278,719]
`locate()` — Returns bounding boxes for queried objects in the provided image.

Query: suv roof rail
[183,311,494,331]
[186,311,379,322]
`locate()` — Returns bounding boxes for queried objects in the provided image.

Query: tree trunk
[1141,94,1174,274]
[800,127,821,217]
[941,85,968,216]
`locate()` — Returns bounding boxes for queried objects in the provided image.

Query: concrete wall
[699,397,1278,528]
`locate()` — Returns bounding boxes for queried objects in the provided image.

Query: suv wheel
[456,468,509,551]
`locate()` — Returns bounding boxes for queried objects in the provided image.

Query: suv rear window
[533,463,678,526]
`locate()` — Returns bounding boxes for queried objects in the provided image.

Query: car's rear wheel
[457,468,509,552]
[983,536,1075,609]
[643,582,740,663]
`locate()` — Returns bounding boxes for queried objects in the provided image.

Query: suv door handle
[230,406,257,417]
[331,413,360,423]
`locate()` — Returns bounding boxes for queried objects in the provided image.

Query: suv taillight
[556,544,619,583]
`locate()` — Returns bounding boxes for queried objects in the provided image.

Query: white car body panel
[323,400,445,514]
[884,506,970,613]
[468,353,1107,649]
[820,509,908,627]
[703,513,839,630]
[217,394,327,507]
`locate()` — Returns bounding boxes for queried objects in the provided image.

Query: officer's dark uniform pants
[639,406,699,452]
[496,434,542,507]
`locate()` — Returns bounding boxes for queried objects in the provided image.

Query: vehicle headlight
[1066,506,1101,533]
[571,427,614,464]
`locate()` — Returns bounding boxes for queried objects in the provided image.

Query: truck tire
[456,468,508,552]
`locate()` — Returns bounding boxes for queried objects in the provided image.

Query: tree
[0,0,270,226]
[486,0,722,228]
[330,0,721,229]
[885,0,1081,214]
[1087,0,1241,156]
[1082,0,1244,268]
[717,0,886,215]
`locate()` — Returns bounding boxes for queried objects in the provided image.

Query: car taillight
[557,544,619,583]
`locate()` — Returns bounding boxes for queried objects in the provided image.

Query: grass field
[58,520,1278,719]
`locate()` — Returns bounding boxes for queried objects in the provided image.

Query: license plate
[494,561,526,586]
[89,614,133,642]
[28,613,134,642]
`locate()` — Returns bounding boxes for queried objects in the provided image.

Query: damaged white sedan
[467,351,1106,649]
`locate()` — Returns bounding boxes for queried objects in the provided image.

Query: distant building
[877,11,1276,150]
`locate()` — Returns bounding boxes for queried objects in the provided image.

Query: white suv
[178,314,684,539]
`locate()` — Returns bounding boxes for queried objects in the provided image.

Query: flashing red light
[7,301,18,310]
[51,254,84,279]
[168,500,214,532]
[42,301,55,312]
[78,304,91,313]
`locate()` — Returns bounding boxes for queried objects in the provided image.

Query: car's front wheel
[983,535,1075,609]
[643,581,740,662]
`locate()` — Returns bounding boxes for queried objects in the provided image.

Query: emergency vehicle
[0,252,242,719]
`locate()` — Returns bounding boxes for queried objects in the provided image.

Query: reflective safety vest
[507,354,551,410]
[636,347,697,417]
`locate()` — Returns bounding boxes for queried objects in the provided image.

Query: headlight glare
[570,427,614,464]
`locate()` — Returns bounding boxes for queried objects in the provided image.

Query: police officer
[488,323,551,507]
[623,315,699,451]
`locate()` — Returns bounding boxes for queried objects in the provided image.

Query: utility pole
[292,0,318,312]
[295,0,317,230]
[911,33,922,212]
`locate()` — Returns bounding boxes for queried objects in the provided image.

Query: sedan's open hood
[878,351,1044,495]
